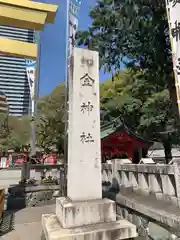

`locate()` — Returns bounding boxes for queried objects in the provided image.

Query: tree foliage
[77,0,179,162]
[36,84,65,154]
[77,0,173,91]
[1,0,179,161]
[100,70,177,163]
[0,113,31,152]
[0,71,177,163]
[0,84,65,155]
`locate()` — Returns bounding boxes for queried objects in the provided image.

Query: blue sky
[38,0,111,95]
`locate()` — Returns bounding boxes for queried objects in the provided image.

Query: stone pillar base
[56,197,116,228]
[42,197,137,240]
[42,214,137,240]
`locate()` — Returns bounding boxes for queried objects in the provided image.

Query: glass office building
[0,25,35,116]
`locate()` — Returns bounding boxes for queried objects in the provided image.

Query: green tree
[77,0,177,116]
[139,90,176,163]
[37,84,65,154]
[100,71,177,163]
[77,0,180,162]
[100,71,147,130]
[0,113,31,152]
[8,115,31,152]
[0,113,10,152]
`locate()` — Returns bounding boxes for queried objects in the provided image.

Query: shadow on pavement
[7,183,26,211]
[0,211,15,237]
[0,183,26,237]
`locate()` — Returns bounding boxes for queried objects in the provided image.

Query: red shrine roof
[101,118,153,159]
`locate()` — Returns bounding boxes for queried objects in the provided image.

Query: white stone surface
[173,158,180,198]
[139,158,155,164]
[67,48,102,201]
[56,197,116,228]
[148,174,162,193]
[117,159,132,164]
[42,214,137,240]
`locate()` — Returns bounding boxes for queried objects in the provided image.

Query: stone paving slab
[1,222,42,240]
[0,204,55,240]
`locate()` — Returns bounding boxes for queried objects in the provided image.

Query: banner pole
[63,0,82,196]
[63,0,70,196]
[30,31,40,156]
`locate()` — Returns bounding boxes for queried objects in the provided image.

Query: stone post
[21,162,30,181]
[41,48,137,240]
[111,159,120,190]
[173,158,180,207]
[67,48,101,201]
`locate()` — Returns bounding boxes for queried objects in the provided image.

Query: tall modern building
[0,25,35,116]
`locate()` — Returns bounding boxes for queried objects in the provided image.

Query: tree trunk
[167,76,179,119]
[132,149,140,164]
[142,148,148,158]
[163,141,172,164]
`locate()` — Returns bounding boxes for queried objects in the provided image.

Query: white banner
[67,0,82,121]
[25,32,39,101]
[67,0,81,113]
[0,157,7,168]
[25,59,36,99]
[66,0,82,164]
[68,0,81,59]
[166,0,180,87]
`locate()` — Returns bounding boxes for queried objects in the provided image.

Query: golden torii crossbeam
[0,38,37,60]
[0,0,58,31]
[0,0,58,59]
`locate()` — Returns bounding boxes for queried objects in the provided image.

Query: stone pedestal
[42,213,136,240]
[42,197,137,240]
[56,197,116,228]
[42,47,137,239]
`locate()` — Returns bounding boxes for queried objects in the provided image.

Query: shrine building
[101,118,153,163]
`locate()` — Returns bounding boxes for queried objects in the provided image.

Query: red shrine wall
[101,130,150,160]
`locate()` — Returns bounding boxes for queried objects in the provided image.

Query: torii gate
[0,0,58,59]
[0,0,58,154]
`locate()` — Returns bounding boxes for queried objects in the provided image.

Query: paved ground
[0,169,21,189]
[0,204,55,240]
[0,203,168,240]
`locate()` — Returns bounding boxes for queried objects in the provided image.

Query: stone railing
[20,160,180,208]
[21,163,64,181]
[102,159,180,208]
[5,164,65,210]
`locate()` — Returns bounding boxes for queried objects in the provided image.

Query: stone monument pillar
[42,48,137,240]
[67,47,102,201]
